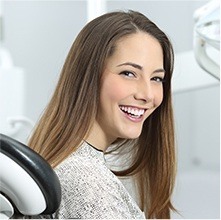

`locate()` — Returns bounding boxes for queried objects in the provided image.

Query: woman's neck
[85,135,110,152]
[85,125,116,152]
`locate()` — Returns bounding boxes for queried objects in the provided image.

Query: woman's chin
[119,130,142,140]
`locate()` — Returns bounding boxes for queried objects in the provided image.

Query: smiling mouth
[119,105,146,118]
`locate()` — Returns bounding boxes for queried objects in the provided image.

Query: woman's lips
[119,105,147,122]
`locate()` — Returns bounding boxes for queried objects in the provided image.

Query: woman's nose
[134,81,154,103]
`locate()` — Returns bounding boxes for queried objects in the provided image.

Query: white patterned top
[52,142,146,219]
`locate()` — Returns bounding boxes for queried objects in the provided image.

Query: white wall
[3,0,87,123]
[174,85,220,172]
[172,85,220,219]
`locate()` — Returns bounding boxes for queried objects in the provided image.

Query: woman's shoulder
[54,142,106,182]
[52,143,146,219]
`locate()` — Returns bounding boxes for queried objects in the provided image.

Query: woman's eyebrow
[117,62,143,70]
[153,68,166,74]
[117,62,165,73]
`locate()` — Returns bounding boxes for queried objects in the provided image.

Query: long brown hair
[29,10,176,219]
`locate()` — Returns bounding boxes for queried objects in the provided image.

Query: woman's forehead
[105,32,164,71]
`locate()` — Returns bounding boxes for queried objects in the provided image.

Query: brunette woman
[29,10,176,219]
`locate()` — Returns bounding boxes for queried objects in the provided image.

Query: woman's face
[88,32,165,150]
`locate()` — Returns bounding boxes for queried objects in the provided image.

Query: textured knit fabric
[51,142,146,219]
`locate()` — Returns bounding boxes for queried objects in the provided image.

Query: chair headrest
[0,133,61,216]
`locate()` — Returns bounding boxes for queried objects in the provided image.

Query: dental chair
[0,133,61,219]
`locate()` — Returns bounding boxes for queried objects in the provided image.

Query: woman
[29,10,176,219]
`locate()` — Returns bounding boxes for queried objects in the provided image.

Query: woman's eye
[151,76,165,83]
[120,71,136,78]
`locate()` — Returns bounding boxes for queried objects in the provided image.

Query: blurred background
[0,0,220,219]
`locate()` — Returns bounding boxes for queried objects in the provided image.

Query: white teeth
[120,106,145,117]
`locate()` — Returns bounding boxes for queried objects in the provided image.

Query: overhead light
[193,0,220,80]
